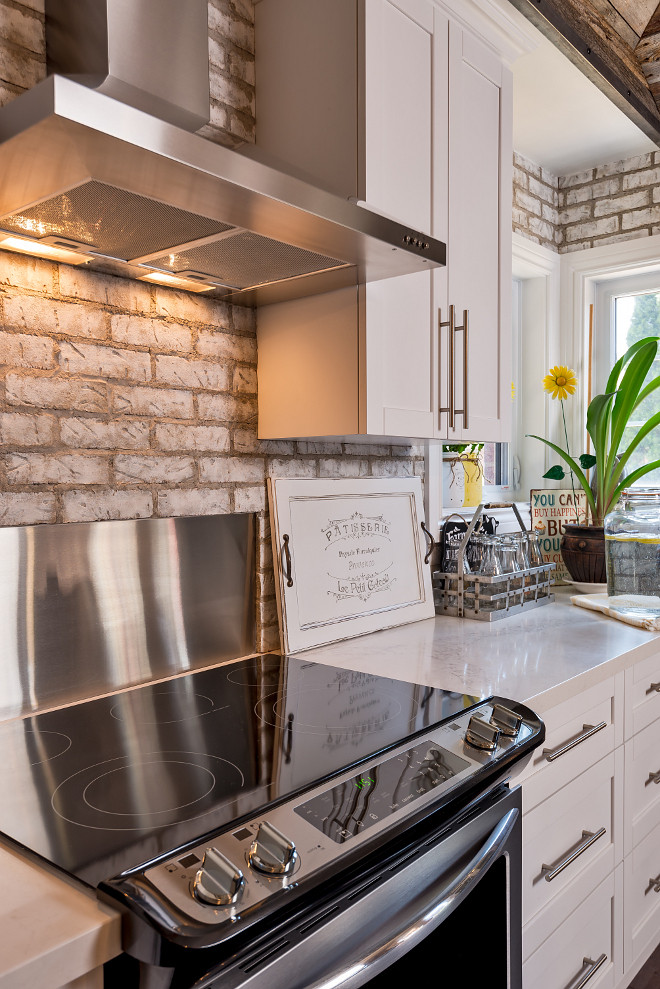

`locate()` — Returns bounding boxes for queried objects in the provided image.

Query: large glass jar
[604,488,660,617]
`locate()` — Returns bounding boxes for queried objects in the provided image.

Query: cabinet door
[361,0,436,438]
[362,0,433,230]
[363,273,435,437]
[437,20,512,443]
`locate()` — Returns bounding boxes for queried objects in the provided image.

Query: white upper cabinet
[254,0,512,442]
[436,13,513,443]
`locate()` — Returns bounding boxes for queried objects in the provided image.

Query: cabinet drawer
[523,868,620,989]
[515,677,619,813]
[523,752,617,925]
[625,649,660,739]
[624,715,660,854]
[624,817,660,973]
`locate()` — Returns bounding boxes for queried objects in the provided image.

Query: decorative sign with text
[530,488,588,583]
[268,478,434,653]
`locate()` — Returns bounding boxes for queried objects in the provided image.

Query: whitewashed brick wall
[558,152,660,252]
[0,0,423,653]
[512,152,561,251]
[514,149,660,256]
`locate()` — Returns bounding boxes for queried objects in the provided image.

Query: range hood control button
[490,704,523,737]
[465,715,500,752]
[248,822,298,876]
[192,848,245,905]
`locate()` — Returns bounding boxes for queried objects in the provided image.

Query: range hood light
[0,234,94,265]
[137,269,216,293]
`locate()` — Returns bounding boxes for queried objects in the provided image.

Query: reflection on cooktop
[256,686,408,734]
[0,654,484,886]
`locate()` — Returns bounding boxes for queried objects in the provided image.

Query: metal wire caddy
[433,502,555,622]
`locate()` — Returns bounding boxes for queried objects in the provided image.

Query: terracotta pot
[560,524,606,584]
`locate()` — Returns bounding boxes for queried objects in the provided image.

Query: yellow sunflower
[543,365,577,400]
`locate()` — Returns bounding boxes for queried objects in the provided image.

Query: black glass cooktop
[0,655,483,886]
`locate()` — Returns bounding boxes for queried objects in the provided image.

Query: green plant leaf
[605,337,656,394]
[608,407,660,494]
[607,339,657,481]
[634,372,660,410]
[543,465,565,480]
[610,461,660,508]
[586,392,616,516]
[526,434,597,519]
[579,453,597,469]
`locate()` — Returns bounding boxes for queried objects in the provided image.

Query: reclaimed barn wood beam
[507,0,660,144]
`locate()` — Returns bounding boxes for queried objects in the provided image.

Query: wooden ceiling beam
[507,0,660,145]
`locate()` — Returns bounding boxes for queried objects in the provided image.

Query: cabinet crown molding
[433,0,540,64]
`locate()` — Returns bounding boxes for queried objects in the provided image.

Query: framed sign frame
[268,477,435,653]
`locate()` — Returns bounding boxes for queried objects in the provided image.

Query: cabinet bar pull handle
[462,308,469,429]
[645,769,660,786]
[542,722,607,762]
[541,827,606,882]
[563,954,607,989]
[645,872,660,894]
[646,681,660,694]
[282,534,293,588]
[438,306,455,429]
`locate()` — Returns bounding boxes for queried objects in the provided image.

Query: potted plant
[528,337,660,583]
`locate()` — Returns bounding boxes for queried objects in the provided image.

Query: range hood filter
[148,232,346,291]
[0,180,234,262]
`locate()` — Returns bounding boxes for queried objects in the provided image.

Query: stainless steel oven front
[183,783,522,989]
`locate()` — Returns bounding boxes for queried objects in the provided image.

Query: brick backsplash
[0,1,423,653]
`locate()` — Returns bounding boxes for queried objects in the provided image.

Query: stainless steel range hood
[0,1,445,307]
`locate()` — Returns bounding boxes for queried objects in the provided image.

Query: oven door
[189,783,522,989]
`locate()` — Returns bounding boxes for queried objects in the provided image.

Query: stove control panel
[143,699,535,926]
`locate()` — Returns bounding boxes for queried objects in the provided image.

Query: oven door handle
[305,806,519,989]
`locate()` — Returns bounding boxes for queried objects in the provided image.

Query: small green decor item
[528,338,660,526]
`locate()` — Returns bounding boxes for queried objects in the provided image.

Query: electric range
[0,651,543,988]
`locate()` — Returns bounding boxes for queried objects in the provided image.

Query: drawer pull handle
[542,722,608,762]
[541,827,606,882]
[563,953,607,989]
[645,770,660,787]
[646,682,660,695]
[645,873,660,895]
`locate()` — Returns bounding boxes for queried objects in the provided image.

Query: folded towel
[571,592,660,632]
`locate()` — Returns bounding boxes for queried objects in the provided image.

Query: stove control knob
[248,822,298,876]
[465,715,500,752]
[490,704,523,738]
[192,848,245,906]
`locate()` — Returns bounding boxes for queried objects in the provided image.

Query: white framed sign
[268,477,435,653]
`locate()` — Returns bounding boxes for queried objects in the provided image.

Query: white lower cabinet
[624,818,660,976]
[523,868,622,989]
[520,650,660,989]
[522,751,619,929]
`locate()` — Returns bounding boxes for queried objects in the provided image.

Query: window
[594,270,660,487]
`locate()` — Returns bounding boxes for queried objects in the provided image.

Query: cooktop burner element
[51,752,245,831]
[0,655,481,885]
[109,690,225,724]
[22,728,72,765]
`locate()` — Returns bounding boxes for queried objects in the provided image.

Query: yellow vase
[463,457,483,507]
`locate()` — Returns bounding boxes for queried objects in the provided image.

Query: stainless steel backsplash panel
[0,514,256,721]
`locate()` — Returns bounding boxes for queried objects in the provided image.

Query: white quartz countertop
[302,590,660,713]
[0,842,121,989]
